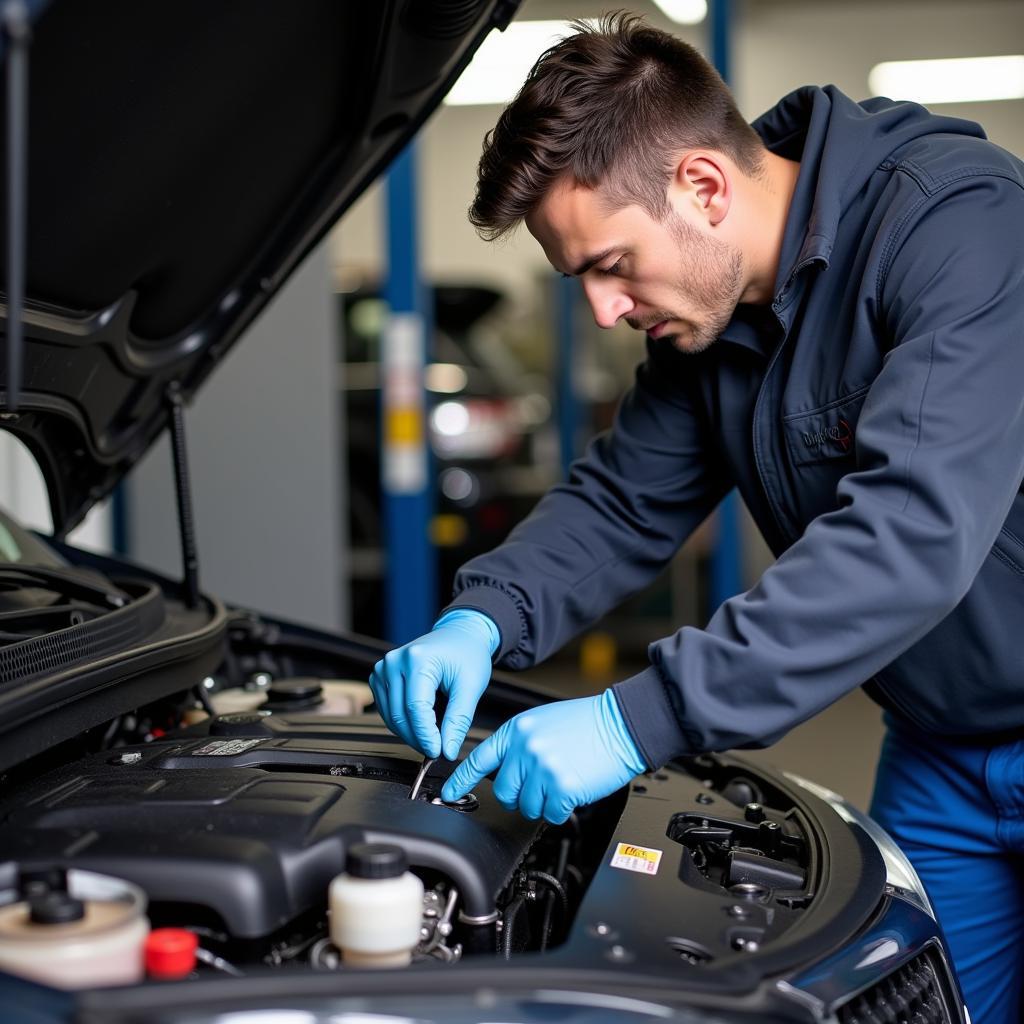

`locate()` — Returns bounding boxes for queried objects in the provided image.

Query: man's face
[526,178,745,354]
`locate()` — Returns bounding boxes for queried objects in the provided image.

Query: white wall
[0,434,111,552]
[734,0,1024,144]
[127,243,346,632]
[329,102,553,316]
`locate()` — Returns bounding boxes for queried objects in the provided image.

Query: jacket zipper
[751,259,821,548]
[752,325,792,550]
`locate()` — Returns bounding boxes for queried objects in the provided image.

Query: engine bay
[0,675,864,988]
[0,531,883,994]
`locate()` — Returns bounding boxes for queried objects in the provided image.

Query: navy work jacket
[446,85,1024,769]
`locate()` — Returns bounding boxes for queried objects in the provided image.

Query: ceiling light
[444,20,595,106]
[651,0,708,25]
[868,55,1024,105]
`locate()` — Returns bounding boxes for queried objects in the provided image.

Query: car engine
[0,673,847,986]
[0,542,883,997]
[0,711,551,969]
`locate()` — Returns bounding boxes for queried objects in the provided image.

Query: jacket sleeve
[614,173,1024,768]
[444,340,731,670]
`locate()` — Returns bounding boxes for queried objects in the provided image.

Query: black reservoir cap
[209,712,273,736]
[29,890,85,925]
[19,866,68,898]
[346,843,407,880]
[262,678,325,712]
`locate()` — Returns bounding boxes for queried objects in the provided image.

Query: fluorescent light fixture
[651,0,708,25]
[445,20,595,106]
[869,55,1024,105]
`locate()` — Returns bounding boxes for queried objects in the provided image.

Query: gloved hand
[368,609,500,760]
[441,689,649,824]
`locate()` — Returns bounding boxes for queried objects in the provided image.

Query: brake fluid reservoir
[329,843,424,967]
[0,869,149,989]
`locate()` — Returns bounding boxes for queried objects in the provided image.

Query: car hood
[0,0,517,537]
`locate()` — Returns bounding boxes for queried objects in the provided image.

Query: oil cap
[346,843,407,879]
[209,711,272,736]
[145,928,198,979]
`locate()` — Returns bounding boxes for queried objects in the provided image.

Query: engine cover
[0,714,544,938]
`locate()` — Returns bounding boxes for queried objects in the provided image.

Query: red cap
[145,928,199,979]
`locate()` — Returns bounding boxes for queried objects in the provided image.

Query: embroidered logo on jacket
[801,418,853,453]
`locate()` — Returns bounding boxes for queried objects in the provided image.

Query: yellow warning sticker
[610,841,663,876]
[386,407,423,445]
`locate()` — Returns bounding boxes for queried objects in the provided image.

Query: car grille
[837,948,956,1024]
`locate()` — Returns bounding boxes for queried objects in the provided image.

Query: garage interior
[0,0,1021,815]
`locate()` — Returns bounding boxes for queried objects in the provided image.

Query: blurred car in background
[341,283,554,636]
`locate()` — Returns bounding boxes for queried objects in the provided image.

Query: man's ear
[672,153,731,227]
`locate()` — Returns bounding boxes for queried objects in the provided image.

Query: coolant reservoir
[210,678,373,717]
[0,869,149,989]
[329,843,424,967]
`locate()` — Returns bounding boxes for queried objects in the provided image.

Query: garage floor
[521,659,886,812]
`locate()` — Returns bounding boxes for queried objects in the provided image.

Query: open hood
[0,0,517,537]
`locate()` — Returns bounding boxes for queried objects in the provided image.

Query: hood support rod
[3,0,30,412]
[166,385,200,609]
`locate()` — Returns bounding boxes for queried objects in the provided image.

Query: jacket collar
[720,85,987,349]
[719,87,834,352]
[754,86,838,298]
[752,84,987,299]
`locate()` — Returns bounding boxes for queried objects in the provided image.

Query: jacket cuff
[442,586,524,663]
[613,666,694,770]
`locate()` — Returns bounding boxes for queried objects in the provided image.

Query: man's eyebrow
[562,247,617,278]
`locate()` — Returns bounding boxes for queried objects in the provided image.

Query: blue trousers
[870,714,1024,1024]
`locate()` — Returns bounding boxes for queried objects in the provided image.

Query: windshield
[0,508,66,566]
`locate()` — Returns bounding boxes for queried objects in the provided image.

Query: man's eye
[603,259,623,276]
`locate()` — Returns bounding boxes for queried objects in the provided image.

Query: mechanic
[369,14,1024,1021]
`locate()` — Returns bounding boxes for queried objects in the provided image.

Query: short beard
[664,213,744,354]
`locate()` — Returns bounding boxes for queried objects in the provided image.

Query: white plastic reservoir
[329,842,424,967]
[0,869,149,988]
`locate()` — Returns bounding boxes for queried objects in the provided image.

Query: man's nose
[584,280,634,329]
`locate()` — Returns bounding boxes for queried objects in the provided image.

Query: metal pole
[711,0,731,89]
[166,386,200,609]
[708,0,744,611]
[383,142,435,644]
[3,0,30,412]
[111,484,129,557]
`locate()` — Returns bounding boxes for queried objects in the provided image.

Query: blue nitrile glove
[368,609,500,760]
[441,690,649,824]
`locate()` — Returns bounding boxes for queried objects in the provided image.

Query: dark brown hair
[469,11,765,241]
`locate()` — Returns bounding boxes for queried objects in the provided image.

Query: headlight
[783,771,935,919]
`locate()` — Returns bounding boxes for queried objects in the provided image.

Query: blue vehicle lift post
[555,275,582,480]
[383,142,435,644]
[708,0,744,611]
